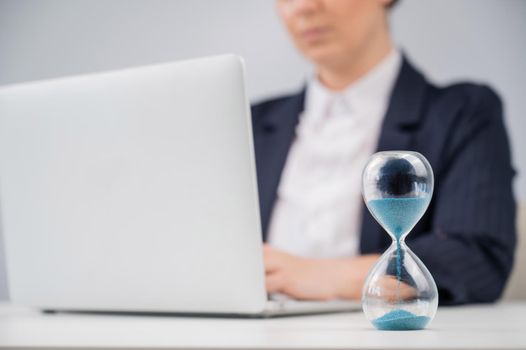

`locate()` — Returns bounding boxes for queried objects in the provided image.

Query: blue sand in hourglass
[367,197,431,330]
[367,197,429,240]
[372,309,430,331]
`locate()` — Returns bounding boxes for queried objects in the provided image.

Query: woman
[252,0,516,304]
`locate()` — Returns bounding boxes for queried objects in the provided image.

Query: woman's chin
[305,49,348,69]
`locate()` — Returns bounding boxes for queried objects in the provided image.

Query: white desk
[0,302,525,349]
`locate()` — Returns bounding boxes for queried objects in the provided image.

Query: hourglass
[361,151,438,330]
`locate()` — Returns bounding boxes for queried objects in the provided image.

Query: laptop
[0,54,360,316]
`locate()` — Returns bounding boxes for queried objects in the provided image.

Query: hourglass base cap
[372,309,431,330]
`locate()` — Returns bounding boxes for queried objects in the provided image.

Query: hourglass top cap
[373,150,424,157]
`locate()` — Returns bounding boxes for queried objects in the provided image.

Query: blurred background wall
[0,0,525,300]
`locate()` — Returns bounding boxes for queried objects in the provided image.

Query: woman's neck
[318,35,394,91]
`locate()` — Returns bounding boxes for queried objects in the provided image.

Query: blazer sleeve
[407,86,516,305]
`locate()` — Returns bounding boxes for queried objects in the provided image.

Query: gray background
[0,0,525,300]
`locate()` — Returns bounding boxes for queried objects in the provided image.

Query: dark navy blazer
[251,57,516,305]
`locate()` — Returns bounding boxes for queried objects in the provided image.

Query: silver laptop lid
[0,55,267,314]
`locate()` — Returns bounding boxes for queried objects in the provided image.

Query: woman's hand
[263,244,380,300]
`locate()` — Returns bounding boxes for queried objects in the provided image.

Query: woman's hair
[389,0,400,9]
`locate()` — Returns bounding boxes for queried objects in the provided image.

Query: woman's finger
[263,245,284,273]
[265,271,286,294]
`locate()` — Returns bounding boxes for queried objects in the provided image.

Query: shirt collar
[304,48,402,122]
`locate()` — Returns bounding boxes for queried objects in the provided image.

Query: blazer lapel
[360,56,429,253]
[253,90,305,241]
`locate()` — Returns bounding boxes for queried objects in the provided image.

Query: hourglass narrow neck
[387,231,409,245]
[389,236,408,248]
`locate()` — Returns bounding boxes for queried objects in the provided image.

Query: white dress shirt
[267,49,402,258]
